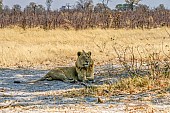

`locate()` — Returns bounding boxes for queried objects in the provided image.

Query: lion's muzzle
[83,61,90,67]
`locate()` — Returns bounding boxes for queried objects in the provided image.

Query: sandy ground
[0,67,170,113]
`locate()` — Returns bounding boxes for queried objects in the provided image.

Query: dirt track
[0,68,170,112]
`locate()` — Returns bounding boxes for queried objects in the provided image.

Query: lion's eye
[86,55,89,58]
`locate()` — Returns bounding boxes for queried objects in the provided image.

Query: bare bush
[113,45,170,79]
[0,2,170,30]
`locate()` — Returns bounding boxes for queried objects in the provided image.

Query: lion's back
[59,67,78,79]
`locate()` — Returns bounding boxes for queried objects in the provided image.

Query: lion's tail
[14,77,46,84]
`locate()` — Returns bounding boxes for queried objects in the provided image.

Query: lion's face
[76,50,92,68]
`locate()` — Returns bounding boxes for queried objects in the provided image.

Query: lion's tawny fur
[14,50,94,83]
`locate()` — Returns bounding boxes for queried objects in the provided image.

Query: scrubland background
[0,1,170,112]
[0,27,170,69]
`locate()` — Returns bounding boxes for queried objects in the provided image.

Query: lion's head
[75,50,93,68]
[75,50,94,82]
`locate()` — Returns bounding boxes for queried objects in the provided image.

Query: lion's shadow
[0,68,90,107]
[0,68,86,92]
[0,65,128,108]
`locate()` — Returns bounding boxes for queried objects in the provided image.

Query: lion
[14,50,94,83]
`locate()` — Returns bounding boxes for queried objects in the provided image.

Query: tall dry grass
[0,27,170,68]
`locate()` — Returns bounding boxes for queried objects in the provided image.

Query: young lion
[14,50,94,83]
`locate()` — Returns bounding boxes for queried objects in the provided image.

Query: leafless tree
[0,1,170,30]
[46,0,53,11]
[0,0,2,12]
[125,0,141,11]
[76,0,93,12]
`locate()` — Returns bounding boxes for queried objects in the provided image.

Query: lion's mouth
[83,63,89,67]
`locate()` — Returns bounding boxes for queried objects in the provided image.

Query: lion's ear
[77,51,82,56]
[88,51,91,56]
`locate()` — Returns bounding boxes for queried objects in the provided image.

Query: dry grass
[0,27,170,68]
[62,75,170,97]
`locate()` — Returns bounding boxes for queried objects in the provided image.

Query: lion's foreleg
[77,73,87,82]
[86,68,94,81]
[86,75,94,81]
